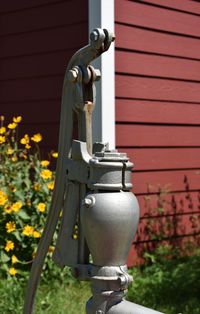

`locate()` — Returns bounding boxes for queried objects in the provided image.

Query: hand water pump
[24,28,163,314]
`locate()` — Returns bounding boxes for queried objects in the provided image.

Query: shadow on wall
[134,175,200,260]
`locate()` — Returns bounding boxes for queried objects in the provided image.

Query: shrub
[128,247,200,314]
[0,115,57,279]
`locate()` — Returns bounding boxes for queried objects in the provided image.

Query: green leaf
[0,251,10,262]
[17,210,30,221]
[13,230,22,242]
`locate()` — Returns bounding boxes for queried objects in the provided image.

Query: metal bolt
[83,196,95,208]
[94,69,101,81]
[90,30,99,42]
[84,198,93,207]
[67,68,78,82]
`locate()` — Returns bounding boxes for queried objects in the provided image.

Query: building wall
[115,0,200,263]
[0,0,88,153]
[1,0,200,264]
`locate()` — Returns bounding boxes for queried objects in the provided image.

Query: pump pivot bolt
[90,30,99,42]
[94,69,101,81]
[67,68,78,82]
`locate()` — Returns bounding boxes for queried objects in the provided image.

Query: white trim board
[89,0,115,149]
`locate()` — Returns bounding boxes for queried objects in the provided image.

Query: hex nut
[90,30,99,42]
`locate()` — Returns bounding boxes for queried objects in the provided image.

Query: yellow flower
[20,134,29,145]
[12,156,17,162]
[37,203,46,213]
[31,133,42,143]
[6,221,16,233]
[33,183,41,191]
[47,181,54,190]
[25,144,31,149]
[4,204,12,214]
[52,152,58,158]
[13,116,22,123]
[8,122,17,129]
[40,169,52,180]
[9,185,16,193]
[33,230,41,238]
[72,233,78,240]
[26,199,31,207]
[5,240,15,252]
[48,246,55,253]
[0,127,6,134]
[41,160,50,167]
[0,190,8,206]
[11,201,22,213]
[9,267,17,276]
[0,135,5,144]
[11,255,18,264]
[22,225,34,236]
[0,115,5,121]
[7,147,14,155]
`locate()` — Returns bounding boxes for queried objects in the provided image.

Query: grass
[0,250,200,314]
[0,278,91,314]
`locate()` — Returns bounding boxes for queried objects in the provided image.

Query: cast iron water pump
[24,29,163,314]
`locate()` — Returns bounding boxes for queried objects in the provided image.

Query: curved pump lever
[23,29,115,314]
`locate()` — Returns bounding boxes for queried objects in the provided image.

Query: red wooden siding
[115,0,200,260]
[0,0,88,152]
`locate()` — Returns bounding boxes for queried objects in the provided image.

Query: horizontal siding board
[0,76,63,103]
[137,191,200,219]
[116,125,200,147]
[0,50,74,80]
[136,212,200,242]
[116,99,200,124]
[0,0,87,37]
[1,100,61,124]
[116,75,200,102]
[133,169,200,194]
[116,24,200,59]
[0,0,64,13]
[0,22,87,59]
[136,0,200,15]
[18,123,59,149]
[115,1,200,261]
[115,0,200,38]
[119,148,200,171]
[116,50,200,81]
